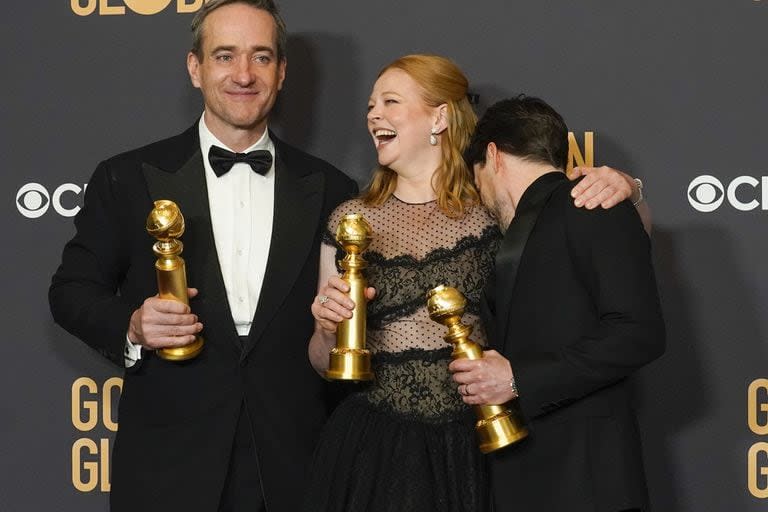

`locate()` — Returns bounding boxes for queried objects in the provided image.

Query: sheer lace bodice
[324,196,500,354]
[323,196,500,421]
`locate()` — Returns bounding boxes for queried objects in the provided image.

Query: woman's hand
[311,275,376,334]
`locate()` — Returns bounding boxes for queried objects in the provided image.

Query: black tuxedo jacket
[484,173,665,512]
[49,125,357,512]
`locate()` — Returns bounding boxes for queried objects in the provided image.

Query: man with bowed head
[453,95,665,511]
[49,1,356,511]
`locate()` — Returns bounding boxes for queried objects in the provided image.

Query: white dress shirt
[125,115,276,365]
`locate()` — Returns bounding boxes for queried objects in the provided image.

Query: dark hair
[190,0,287,61]
[465,94,568,171]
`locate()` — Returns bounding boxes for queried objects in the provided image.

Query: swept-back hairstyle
[190,0,287,61]
[363,54,479,217]
[465,94,569,171]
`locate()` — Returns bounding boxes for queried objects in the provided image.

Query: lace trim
[351,348,469,423]
[323,225,500,329]
[372,346,453,364]
[367,229,499,329]
[322,223,501,269]
[364,224,501,268]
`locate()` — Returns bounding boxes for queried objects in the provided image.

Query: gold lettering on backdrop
[566,131,594,176]
[749,379,768,435]
[102,377,123,432]
[72,438,112,492]
[748,379,768,498]
[72,377,98,431]
[100,0,126,15]
[71,377,122,492]
[100,438,111,492]
[748,442,768,498]
[72,438,99,492]
[71,0,97,16]
[71,0,203,15]
[123,0,172,15]
[177,0,204,13]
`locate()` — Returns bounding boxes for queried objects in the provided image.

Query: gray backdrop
[2,1,767,510]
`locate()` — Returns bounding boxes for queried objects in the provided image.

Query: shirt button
[238,297,245,303]
[239,201,245,208]
[236,249,243,256]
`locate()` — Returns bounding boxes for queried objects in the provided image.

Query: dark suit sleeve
[49,161,137,367]
[516,200,665,417]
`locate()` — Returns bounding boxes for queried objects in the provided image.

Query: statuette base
[326,347,373,381]
[157,338,204,361]
[476,410,529,454]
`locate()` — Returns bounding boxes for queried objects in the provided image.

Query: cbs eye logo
[688,174,768,212]
[71,0,203,16]
[16,182,85,219]
[687,175,725,212]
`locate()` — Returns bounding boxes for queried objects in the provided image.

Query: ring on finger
[465,383,472,396]
[318,295,329,305]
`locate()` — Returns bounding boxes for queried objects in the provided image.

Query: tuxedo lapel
[142,141,241,355]
[241,139,325,358]
[494,173,565,353]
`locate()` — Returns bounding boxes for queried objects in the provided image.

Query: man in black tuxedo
[452,96,665,511]
[49,1,356,511]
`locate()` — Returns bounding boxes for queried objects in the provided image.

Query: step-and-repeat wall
[2,1,767,510]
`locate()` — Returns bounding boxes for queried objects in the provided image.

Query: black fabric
[486,177,665,512]
[493,172,565,344]
[208,145,272,176]
[218,403,265,512]
[303,390,487,512]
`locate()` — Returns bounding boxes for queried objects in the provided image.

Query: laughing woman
[304,54,643,512]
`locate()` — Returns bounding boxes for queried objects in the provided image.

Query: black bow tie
[208,145,272,177]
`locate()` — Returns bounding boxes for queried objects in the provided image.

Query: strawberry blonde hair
[362,54,479,217]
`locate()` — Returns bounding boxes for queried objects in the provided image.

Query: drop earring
[429,129,438,146]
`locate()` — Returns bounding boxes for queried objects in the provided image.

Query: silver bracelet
[510,378,519,398]
[632,178,644,207]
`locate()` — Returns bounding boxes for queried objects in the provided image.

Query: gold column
[146,200,204,361]
[326,214,373,381]
[427,285,528,453]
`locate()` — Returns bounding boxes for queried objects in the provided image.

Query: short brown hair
[190,0,287,61]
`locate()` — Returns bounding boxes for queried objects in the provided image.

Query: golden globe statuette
[427,285,528,453]
[326,214,373,381]
[146,200,204,361]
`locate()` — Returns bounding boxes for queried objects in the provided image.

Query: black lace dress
[304,196,500,512]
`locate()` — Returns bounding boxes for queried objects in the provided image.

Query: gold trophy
[427,285,528,453]
[326,214,373,381]
[146,199,204,361]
